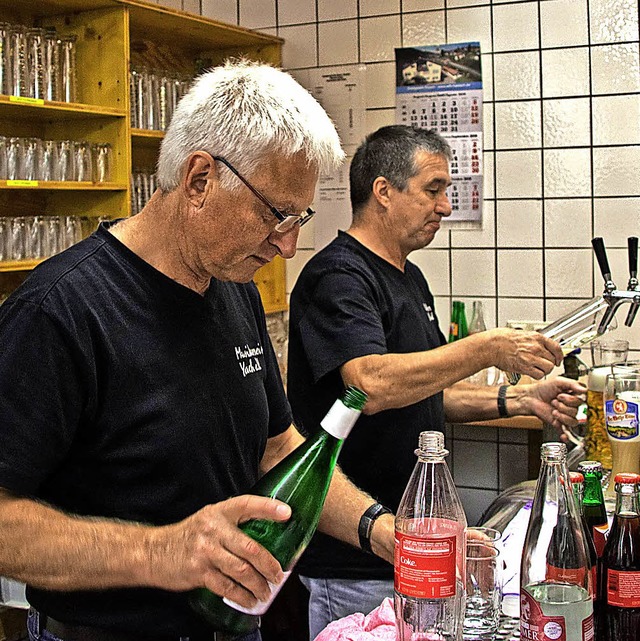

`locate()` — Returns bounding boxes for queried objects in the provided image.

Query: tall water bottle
[394,430,467,640]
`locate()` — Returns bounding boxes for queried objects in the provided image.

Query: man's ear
[183,151,216,208]
[372,176,392,209]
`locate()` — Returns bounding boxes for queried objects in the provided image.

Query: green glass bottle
[190,386,368,634]
[448,301,460,343]
[457,302,468,339]
[578,461,609,557]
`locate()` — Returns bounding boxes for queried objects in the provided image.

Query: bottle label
[320,401,361,440]
[546,564,587,586]
[592,524,608,558]
[394,532,456,599]
[520,589,594,641]
[605,399,640,440]
[607,569,640,607]
[223,570,291,615]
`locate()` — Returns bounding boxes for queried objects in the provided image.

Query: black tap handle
[592,237,612,283]
[629,237,638,279]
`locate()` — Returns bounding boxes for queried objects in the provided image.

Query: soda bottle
[394,430,467,641]
[458,302,468,339]
[190,386,368,634]
[601,473,640,641]
[569,471,598,595]
[449,301,460,343]
[468,300,487,335]
[520,442,594,641]
[578,461,609,571]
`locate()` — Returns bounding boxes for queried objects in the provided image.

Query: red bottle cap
[570,472,584,484]
[613,473,640,484]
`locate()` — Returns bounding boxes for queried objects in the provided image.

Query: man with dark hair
[287,125,585,640]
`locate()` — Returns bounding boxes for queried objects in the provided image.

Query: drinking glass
[74,140,92,182]
[8,25,26,97]
[46,215,62,256]
[604,372,640,500]
[39,140,57,181]
[56,140,74,181]
[21,137,39,181]
[0,217,9,261]
[6,137,22,180]
[591,339,629,367]
[58,34,76,103]
[25,27,45,99]
[10,216,25,260]
[463,541,502,641]
[93,143,112,182]
[0,22,11,96]
[43,29,59,101]
[0,135,8,180]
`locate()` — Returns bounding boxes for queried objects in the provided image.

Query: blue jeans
[299,576,393,641]
[27,608,262,641]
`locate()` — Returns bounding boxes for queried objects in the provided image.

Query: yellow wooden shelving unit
[0,0,287,314]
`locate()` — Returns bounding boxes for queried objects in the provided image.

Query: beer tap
[625,236,640,327]
[592,237,640,334]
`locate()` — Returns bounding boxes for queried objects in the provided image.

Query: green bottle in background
[190,386,368,634]
[457,301,468,339]
[448,301,460,342]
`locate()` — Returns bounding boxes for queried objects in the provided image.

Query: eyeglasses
[212,156,315,233]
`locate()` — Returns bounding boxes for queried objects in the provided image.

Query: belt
[40,614,240,641]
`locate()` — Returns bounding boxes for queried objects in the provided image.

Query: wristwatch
[358,502,392,554]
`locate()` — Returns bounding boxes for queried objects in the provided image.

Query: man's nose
[269,224,300,259]
[437,192,453,217]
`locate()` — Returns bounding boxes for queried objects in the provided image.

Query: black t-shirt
[0,222,292,635]
[287,231,446,579]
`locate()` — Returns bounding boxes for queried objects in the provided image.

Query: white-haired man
[0,60,393,641]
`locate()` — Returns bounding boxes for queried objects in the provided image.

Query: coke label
[394,532,456,598]
[607,569,640,608]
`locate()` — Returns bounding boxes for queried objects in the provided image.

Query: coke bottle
[601,473,640,641]
[190,386,368,634]
[394,430,467,641]
[569,471,598,596]
[520,442,594,641]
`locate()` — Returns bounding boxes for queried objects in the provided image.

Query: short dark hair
[349,125,451,216]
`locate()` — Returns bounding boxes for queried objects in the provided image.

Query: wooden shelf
[131,129,165,140]
[0,96,126,120]
[0,181,127,191]
[0,260,42,273]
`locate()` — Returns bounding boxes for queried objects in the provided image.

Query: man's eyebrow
[428,177,452,188]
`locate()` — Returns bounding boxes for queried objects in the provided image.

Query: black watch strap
[498,384,510,418]
[358,502,392,555]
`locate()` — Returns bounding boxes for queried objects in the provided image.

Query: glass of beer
[604,371,640,501]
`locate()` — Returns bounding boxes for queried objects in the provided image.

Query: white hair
[156,59,345,192]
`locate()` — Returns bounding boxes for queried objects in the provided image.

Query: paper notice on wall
[307,65,367,250]
[395,43,483,226]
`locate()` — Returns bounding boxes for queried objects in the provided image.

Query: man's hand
[485,328,564,380]
[522,376,587,433]
[145,495,291,609]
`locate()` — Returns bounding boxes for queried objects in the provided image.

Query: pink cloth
[313,597,398,641]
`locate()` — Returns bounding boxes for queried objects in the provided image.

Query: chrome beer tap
[592,237,640,334]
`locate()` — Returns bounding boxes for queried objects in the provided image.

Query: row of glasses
[130,67,191,130]
[0,23,76,102]
[0,136,112,182]
[131,171,157,215]
[0,215,91,262]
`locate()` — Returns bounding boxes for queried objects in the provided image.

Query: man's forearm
[0,490,157,590]
[317,467,394,564]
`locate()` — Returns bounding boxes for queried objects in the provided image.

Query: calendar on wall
[395,42,483,224]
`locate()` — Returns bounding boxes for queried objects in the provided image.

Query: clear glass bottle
[394,430,467,641]
[468,300,487,335]
[190,386,368,634]
[520,442,594,641]
[601,473,640,640]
